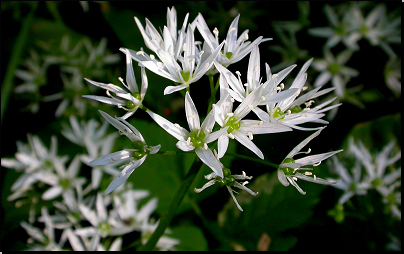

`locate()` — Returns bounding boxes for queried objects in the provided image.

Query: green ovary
[60,178,70,189]
[98,222,110,234]
[281,158,295,175]
[273,107,285,118]
[349,182,357,192]
[188,130,206,148]
[225,52,233,60]
[371,178,383,187]
[290,105,302,114]
[132,141,148,160]
[225,116,241,133]
[327,62,340,75]
[181,71,191,83]
[335,25,346,36]
[218,168,235,187]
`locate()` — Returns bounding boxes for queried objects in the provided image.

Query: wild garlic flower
[147,92,228,178]
[66,228,123,251]
[213,88,292,159]
[327,156,371,205]
[88,111,161,194]
[263,59,340,131]
[312,49,359,97]
[74,193,134,241]
[195,13,271,69]
[195,151,258,212]
[308,4,361,50]
[134,6,189,60]
[83,49,148,119]
[36,155,86,201]
[122,27,224,95]
[110,189,158,232]
[378,180,401,220]
[348,138,401,193]
[21,207,67,251]
[214,45,299,107]
[277,129,342,195]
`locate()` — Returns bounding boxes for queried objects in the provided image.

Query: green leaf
[170,225,208,251]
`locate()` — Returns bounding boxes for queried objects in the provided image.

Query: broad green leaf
[170,225,208,251]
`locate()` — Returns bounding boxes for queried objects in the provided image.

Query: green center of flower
[371,177,383,187]
[335,24,346,36]
[98,222,110,234]
[327,62,340,75]
[181,71,192,83]
[349,182,357,192]
[359,24,369,35]
[290,105,303,114]
[126,100,136,109]
[273,107,285,118]
[188,130,206,148]
[59,178,71,189]
[281,158,295,175]
[132,141,148,160]
[225,116,241,133]
[217,168,235,187]
[225,52,233,60]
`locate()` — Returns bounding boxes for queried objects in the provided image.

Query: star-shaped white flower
[122,25,224,95]
[213,86,292,159]
[194,150,258,212]
[146,91,228,178]
[195,13,271,68]
[327,156,371,205]
[277,128,342,195]
[83,49,148,119]
[88,111,161,194]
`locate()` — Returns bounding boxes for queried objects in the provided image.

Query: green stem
[226,152,279,169]
[139,157,203,251]
[206,75,216,115]
[156,150,186,156]
[1,2,38,124]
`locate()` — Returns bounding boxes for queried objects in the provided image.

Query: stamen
[314,175,317,181]
[189,115,197,119]
[302,86,308,91]
[242,171,246,177]
[187,137,191,146]
[150,54,155,60]
[106,90,112,98]
[174,123,181,129]
[230,98,235,102]
[244,33,249,40]
[235,71,241,76]
[286,110,291,115]
[304,172,312,176]
[244,83,249,87]
[292,177,298,181]
[254,65,259,73]
[274,87,281,91]
[118,77,125,85]
[261,96,266,101]
[303,108,310,111]
[306,148,311,154]
[228,133,235,139]
[272,74,278,79]
[258,121,263,125]
[183,43,187,52]
[293,168,298,173]
[213,27,219,37]
[248,132,253,140]
[313,161,322,167]
[204,143,208,150]
[227,113,234,117]
[199,51,204,58]
[248,105,254,110]
[229,27,237,32]
[242,181,249,186]
[195,41,202,45]
[136,51,145,56]
[280,83,284,89]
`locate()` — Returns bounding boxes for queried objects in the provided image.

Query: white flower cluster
[327,138,401,220]
[1,122,179,251]
[82,7,343,211]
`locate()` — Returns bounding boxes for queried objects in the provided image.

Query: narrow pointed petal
[89,150,132,166]
[226,186,243,211]
[294,150,343,166]
[195,148,224,178]
[233,131,264,159]
[146,111,188,141]
[285,129,323,158]
[185,92,200,131]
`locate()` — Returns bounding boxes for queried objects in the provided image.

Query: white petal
[285,129,323,158]
[82,95,124,106]
[164,84,189,95]
[185,92,201,131]
[146,111,188,141]
[88,150,132,166]
[233,131,264,159]
[195,148,224,178]
[42,186,63,200]
[176,140,195,151]
[294,150,343,166]
[217,134,229,159]
[79,204,99,227]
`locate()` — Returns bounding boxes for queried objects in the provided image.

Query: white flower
[348,138,401,193]
[74,193,134,244]
[213,45,299,107]
[378,180,401,220]
[384,57,401,96]
[37,155,86,201]
[109,189,158,232]
[312,49,359,97]
[146,91,228,178]
[121,27,225,95]
[66,228,123,251]
[277,129,342,195]
[308,4,361,50]
[213,88,292,159]
[83,49,148,119]
[195,13,271,68]
[194,151,258,212]
[262,59,340,131]
[88,110,161,194]
[21,207,67,251]
[327,156,371,205]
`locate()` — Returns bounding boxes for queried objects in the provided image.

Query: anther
[231,98,235,102]
[244,83,249,87]
[204,143,208,150]
[248,105,254,110]
[248,132,253,140]
[314,175,317,181]
[313,161,322,167]
[258,121,263,125]
[229,27,237,32]
[304,172,312,176]
[242,171,246,177]
[280,83,284,89]
[293,177,298,181]
[302,86,308,91]
[286,110,291,115]
[227,113,234,117]
[228,133,235,139]
[272,74,278,79]
[244,33,249,40]
[183,43,187,52]
[187,137,191,146]
[235,71,241,76]
[306,148,311,154]
[136,51,145,56]
[150,54,155,60]
[261,96,266,101]
[199,51,204,58]
[189,115,197,119]
[254,65,259,73]
[195,41,202,45]
[213,27,219,37]
[174,123,181,129]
